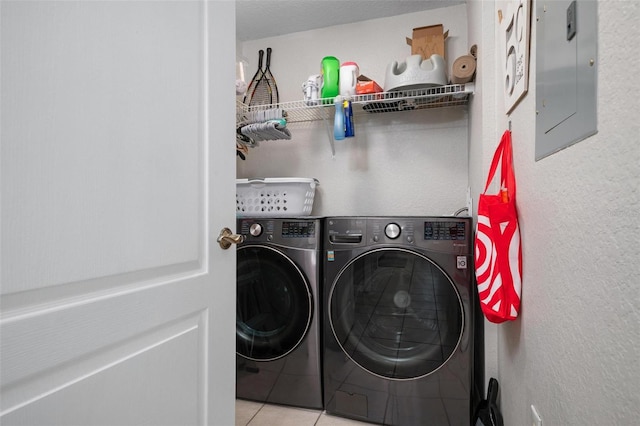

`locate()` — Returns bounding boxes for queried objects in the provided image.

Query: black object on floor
[473,377,504,426]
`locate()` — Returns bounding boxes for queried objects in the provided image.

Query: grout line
[248,402,265,426]
[238,400,264,426]
[313,410,321,426]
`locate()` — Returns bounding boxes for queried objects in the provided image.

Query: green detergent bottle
[321,56,340,101]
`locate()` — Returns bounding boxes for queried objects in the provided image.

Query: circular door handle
[217,227,244,249]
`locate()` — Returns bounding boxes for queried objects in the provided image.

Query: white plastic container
[236,178,319,217]
[384,54,447,91]
[302,74,322,106]
[339,61,359,97]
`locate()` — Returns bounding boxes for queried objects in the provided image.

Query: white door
[0,1,237,425]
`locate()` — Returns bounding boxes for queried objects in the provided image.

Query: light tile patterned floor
[236,399,378,426]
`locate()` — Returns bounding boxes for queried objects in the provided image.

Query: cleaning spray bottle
[344,99,354,137]
[334,96,345,140]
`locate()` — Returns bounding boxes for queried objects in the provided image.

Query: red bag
[475,130,522,323]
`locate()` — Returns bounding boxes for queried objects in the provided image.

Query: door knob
[217,227,244,249]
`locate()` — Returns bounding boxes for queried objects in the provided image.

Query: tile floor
[236,399,378,426]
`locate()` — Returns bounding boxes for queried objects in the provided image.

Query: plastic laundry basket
[236,178,319,217]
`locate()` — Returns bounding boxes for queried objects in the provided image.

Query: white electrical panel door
[536,0,598,160]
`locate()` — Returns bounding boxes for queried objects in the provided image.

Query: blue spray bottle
[334,96,345,140]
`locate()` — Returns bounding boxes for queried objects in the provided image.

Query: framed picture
[501,0,531,114]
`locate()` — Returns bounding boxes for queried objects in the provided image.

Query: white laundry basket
[236,178,319,217]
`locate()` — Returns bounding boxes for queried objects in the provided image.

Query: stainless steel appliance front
[323,216,477,425]
[236,217,323,409]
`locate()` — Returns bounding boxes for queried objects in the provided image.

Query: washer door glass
[237,245,312,361]
[329,248,463,380]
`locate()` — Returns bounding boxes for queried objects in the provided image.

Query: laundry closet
[234,4,482,425]
[236,4,472,217]
[233,2,640,426]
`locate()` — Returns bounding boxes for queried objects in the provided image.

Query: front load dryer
[236,217,323,409]
[323,216,476,425]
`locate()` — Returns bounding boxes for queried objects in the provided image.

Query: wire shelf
[237,83,474,124]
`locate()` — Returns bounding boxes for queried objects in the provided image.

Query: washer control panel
[325,217,471,254]
[424,221,466,241]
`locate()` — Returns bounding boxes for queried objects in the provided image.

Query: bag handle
[501,130,516,201]
[483,130,516,201]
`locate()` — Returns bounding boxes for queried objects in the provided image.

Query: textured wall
[237,6,471,217]
[475,0,640,424]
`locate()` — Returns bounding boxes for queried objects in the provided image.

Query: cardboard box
[356,75,383,95]
[406,24,449,60]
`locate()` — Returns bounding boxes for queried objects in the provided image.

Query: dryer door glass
[329,248,463,379]
[237,246,312,361]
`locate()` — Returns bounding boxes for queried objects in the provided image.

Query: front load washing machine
[236,217,323,409]
[323,217,476,425]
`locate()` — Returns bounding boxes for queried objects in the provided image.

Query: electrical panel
[535,0,597,160]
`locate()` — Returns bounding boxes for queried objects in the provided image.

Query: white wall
[237,5,471,217]
[469,0,640,424]
[467,0,500,396]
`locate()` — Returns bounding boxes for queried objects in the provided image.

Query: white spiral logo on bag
[475,215,495,293]
[475,215,522,320]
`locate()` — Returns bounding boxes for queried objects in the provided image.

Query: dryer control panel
[238,218,321,250]
[282,220,316,238]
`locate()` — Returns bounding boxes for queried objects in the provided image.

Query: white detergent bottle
[339,62,359,96]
